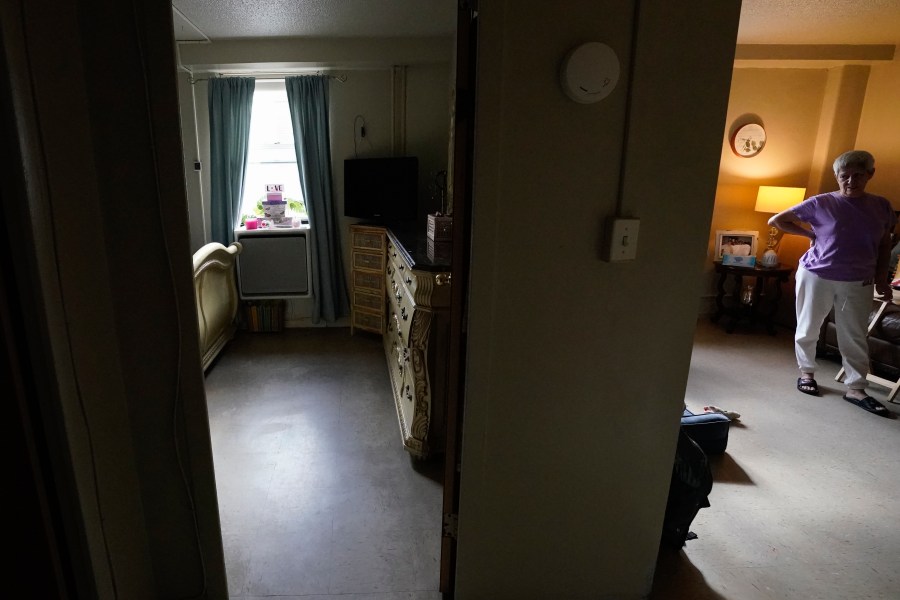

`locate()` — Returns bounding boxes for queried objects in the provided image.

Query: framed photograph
[715,230,759,259]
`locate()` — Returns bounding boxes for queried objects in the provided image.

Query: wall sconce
[755,186,806,267]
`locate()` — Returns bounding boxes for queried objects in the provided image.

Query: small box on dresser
[427,237,452,263]
[426,213,452,241]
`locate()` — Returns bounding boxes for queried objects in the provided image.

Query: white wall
[176,70,208,252]
[455,1,741,597]
[176,38,451,325]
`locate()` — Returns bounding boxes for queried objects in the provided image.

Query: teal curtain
[208,77,255,246]
[285,76,348,323]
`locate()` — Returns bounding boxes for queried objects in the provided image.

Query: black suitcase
[660,428,713,549]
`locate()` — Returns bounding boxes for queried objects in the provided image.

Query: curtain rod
[187,71,347,85]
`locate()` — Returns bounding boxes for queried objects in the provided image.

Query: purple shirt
[791,192,894,281]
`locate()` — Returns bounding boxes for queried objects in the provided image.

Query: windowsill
[235,222,311,235]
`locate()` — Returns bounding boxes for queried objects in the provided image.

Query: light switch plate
[604,218,640,261]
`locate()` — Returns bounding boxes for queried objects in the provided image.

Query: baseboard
[285,316,351,328]
[697,295,717,317]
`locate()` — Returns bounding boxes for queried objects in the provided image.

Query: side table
[711,262,791,334]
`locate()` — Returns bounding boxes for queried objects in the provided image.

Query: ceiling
[172,0,457,41]
[172,0,900,45]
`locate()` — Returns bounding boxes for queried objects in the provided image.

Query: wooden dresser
[383,228,452,459]
[349,224,386,334]
[349,224,451,458]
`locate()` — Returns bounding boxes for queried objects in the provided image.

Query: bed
[193,242,242,371]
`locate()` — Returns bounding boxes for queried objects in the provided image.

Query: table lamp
[755,186,806,267]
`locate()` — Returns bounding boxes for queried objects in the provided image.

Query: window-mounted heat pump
[234,228,311,299]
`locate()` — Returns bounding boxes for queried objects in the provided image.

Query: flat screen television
[344,156,418,221]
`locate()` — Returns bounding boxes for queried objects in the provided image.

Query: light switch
[606,218,640,261]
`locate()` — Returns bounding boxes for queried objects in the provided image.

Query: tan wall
[708,68,827,291]
[456,1,741,597]
[703,68,827,317]
[704,58,900,324]
[856,57,900,205]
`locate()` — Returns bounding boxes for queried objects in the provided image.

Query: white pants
[795,267,872,391]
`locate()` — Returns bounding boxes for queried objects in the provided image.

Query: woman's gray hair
[833,150,875,174]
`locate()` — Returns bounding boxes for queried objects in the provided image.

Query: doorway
[181,7,474,594]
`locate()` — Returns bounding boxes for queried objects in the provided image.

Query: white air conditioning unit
[234,227,311,299]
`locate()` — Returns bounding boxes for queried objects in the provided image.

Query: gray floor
[205,321,900,599]
[204,328,443,599]
[651,319,900,599]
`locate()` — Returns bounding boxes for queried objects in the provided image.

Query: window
[239,80,307,224]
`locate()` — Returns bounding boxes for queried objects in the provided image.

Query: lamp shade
[755,186,806,214]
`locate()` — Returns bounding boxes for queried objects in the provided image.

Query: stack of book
[242,300,285,332]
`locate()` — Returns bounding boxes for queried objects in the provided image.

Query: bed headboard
[193,242,242,371]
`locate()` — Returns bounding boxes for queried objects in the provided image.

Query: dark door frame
[440,1,478,596]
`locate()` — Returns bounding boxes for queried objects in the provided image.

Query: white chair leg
[832,300,888,386]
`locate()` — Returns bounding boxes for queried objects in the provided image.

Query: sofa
[817,300,900,392]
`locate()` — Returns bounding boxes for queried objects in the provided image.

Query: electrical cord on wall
[353,113,372,158]
[130,1,207,598]
[16,3,120,597]
[615,0,643,217]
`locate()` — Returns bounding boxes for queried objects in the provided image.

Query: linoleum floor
[204,327,443,600]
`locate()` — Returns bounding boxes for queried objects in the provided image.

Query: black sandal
[843,394,891,418]
[797,377,819,396]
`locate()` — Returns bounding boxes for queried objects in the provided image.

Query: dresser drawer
[353,289,383,312]
[353,269,384,294]
[352,249,384,272]
[385,237,406,271]
[352,308,383,334]
[386,250,417,304]
[384,334,409,397]
[387,300,412,349]
[352,228,385,251]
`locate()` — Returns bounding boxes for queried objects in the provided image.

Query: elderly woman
[769,150,895,417]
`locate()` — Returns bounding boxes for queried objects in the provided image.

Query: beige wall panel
[856,58,900,207]
[456,1,741,597]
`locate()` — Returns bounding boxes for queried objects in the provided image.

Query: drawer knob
[435,273,452,286]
